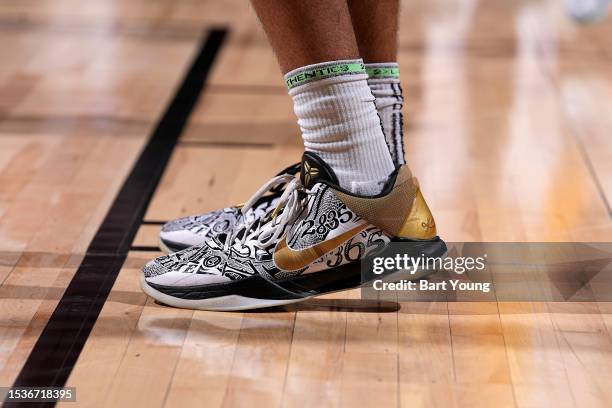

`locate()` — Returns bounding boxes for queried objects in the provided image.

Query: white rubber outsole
[140,275,309,311]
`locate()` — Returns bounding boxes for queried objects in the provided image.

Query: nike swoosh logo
[273,223,368,271]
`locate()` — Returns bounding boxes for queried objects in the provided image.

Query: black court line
[130,245,163,252]
[141,220,168,226]
[6,28,227,407]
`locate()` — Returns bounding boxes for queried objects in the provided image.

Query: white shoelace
[224,174,313,251]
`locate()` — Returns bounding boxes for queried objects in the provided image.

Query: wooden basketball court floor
[1,0,612,407]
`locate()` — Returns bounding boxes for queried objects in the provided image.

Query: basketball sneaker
[159,162,301,253]
[141,152,446,311]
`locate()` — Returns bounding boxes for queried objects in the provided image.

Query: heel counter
[397,188,437,240]
[331,166,438,239]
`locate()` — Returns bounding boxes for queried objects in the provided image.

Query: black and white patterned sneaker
[141,152,446,311]
[159,163,301,253]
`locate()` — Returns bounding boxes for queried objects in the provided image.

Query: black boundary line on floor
[5,28,228,407]
[130,245,163,252]
[141,220,168,226]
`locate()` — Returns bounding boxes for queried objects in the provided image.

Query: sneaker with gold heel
[141,152,446,311]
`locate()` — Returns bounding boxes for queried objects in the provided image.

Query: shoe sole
[141,237,447,311]
[140,274,308,311]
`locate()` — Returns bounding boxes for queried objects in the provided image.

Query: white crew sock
[366,63,406,166]
[285,59,395,195]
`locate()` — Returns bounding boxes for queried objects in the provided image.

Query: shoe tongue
[300,152,339,189]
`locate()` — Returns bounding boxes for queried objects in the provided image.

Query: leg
[348,0,399,63]
[250,0,395,195]
[349,0,406,165]
[250,0,360,73]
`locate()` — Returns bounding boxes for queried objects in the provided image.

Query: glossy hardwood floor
[0,1,611,407]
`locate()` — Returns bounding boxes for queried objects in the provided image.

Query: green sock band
[285,60,366,90]
[365,65,400,79]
